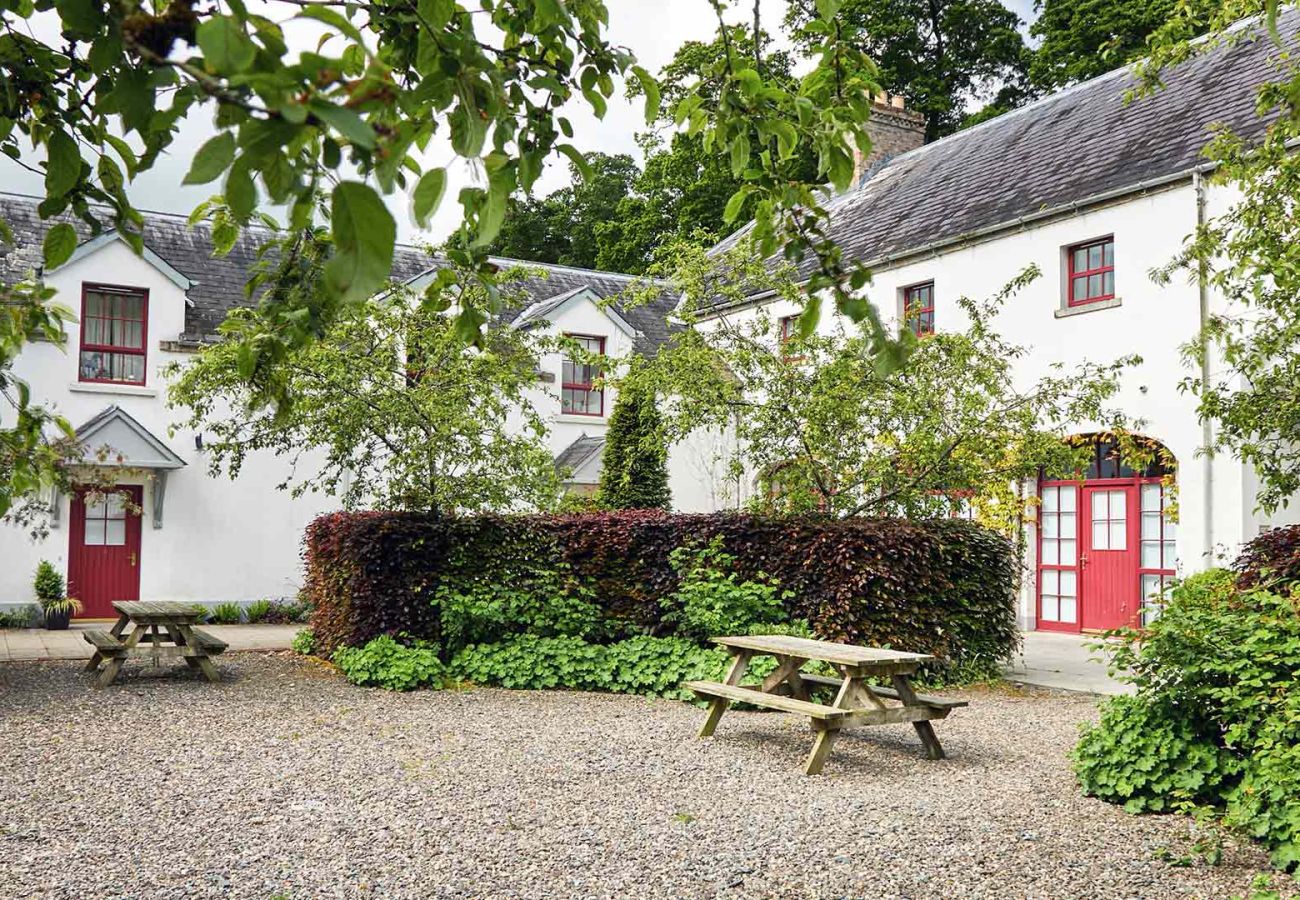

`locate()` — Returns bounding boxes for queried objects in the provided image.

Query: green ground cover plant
[1074,559,1300,871]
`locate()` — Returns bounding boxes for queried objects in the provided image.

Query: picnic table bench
[83,601,228,688]
[685,634,967,775]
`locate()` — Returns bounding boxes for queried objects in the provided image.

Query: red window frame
[1067,237,1115,307]
[561,333,605,417]
[903,281,934,336]
[778,314,798,344]
[79,283,149,386]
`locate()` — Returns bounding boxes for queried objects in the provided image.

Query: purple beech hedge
[303,511,1020,671]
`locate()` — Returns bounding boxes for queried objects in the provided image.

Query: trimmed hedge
[303,511,1019,675]
[1235,524,1300,589]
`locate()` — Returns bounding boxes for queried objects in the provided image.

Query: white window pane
[1041,540,1059,565]
[104,519,126,545]
[1103,271,1114,295]
[1060,539,1077,565]
[1110,491,1126,517]
[1110,522,1127,549]
[1073,248,1088,270]
[1041,570,1059,594]
[1142,512,1161,540]
[1041,595,1059,621]
[1103,241,1114,267]
[1163,541,1178,569]
[1141,483,1161,511]
[1092,492,1107,516]
[1042,487,1058,512]
[1061,487,1076,512]
[1073,277,1088,301]
[105,493,125,517]
[1088,244,1102,268]
[1163,519,1177,541]
[1059,596,1077,623]
[1060,570,1077,597]
[1093,521,1109,549]
[1142,541,1162,568]
[84,519,106,545]
[1089,274,1102,297]
[1060,513,1076,538]
[1043,514,1059,538]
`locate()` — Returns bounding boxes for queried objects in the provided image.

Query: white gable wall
[0,241,337,610]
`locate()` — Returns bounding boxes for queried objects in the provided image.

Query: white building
[0,194,677,617]
[667,14,1300,632]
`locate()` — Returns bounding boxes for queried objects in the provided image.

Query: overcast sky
[1,0,1037,244]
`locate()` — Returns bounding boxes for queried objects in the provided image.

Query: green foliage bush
[212,602,243,624]
[1235,524,1300,590]
[32,560,64,602]
[1074,568,1300,870]
[304,511,1019,685]
[0,607,38,628]
[244,599,273,624]
[291,628,316,656]
[662,537,790,639]
[332,636,446,691]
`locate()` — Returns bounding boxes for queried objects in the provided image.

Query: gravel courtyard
[0,653,1284,899]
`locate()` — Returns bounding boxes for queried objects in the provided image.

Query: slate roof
[705,10,1293,310]
[553,433,605,483]
[0,192,680,353]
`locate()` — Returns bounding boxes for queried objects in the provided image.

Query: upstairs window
[778,314,798,345]
[79,285,147,385]
[561,334,605,416]
[903,282,934,336]
[1068,237,1115,307]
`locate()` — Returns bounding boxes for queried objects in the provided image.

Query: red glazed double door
[67,485,143,619]
[1038,478,1175,633]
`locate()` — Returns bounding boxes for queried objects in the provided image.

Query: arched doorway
[1037,433,1177,633]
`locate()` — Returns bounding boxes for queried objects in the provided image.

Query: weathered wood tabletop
[685,634,968,775]
[83,601,228,688]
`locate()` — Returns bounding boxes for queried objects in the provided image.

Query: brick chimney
[853,94,926,185]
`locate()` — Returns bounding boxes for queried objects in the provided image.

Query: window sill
[69,382,158,398]
[1055,297,1122,318]
[556,414,607,425]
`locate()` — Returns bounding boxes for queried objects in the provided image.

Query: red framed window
[79,284,148,385]
[903,282,934,336]
[1138,482,1177,626]
[1037,482,1080,628]
[1067,237,1115,307]
[561,334,605,416]
[778,314,798,344]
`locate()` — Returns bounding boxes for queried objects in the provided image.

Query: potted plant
[33,561,81,630]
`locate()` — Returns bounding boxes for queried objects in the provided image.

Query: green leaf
[556,144,593,182]
[309,100,377,150]
[325,181,396,303]
[225,162,257,219]
[183,132,236,185]
[722,186,755,224]
[42,222,77,269]
[197,16,257,74]
[412,167,446,228]
[450,102,488,158]
[44,130,81,198]
[631,65,660,125]
[293,5,365,45]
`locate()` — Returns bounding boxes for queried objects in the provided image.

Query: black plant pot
[44,607,71,630]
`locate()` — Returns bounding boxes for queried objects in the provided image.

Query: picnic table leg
[699,650,751,737]
[177,624,221,683]
[892,673,945,760]
[109,612,130,638]
[804,722,841,775]
[94,620,149,689]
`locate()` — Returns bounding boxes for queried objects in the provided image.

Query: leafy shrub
[32,560,64,601]
[1235,524,1300,589]
[303,511,1019,683]
[1075,568,1300,869]
[244,599,273,623]
[190,605,211,623]
[661,537,790,639]
[333,635,445,691]
[258,598,313,624]
[291,628,316,656]
[212,602,243,624]
[0,607,38,628]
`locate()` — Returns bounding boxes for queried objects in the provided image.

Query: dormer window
[79,284,148,385]
[1067,237,1114,307]
[561,334,605,416]
[903,282,934,336]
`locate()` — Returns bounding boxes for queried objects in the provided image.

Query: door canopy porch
[56,405,186,529]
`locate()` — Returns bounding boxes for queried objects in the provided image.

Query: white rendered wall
[0,241,336,609]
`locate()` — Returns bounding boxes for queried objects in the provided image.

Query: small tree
[596,375,671,511]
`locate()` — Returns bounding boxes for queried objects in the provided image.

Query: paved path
[0,622,298,661]
[1003,630,1133,696]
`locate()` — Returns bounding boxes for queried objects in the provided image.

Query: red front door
[68,485,143,618]
[1079,484,1141,631]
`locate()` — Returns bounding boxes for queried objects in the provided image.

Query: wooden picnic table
[83,601,228,688]
[685,634,967,775]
